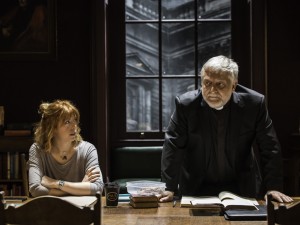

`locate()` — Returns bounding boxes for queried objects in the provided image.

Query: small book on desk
[129,194,159,208]
[181,191,258,210]
[119,194,130,202]
[130,193,158,202]
[224,205,267,221]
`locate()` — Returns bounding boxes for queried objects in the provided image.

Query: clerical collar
[214,106,223,110]
[211,99,231,111]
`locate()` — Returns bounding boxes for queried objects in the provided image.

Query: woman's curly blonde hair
[34,100,82,152]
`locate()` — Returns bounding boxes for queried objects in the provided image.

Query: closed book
[0,154,3,179]
[224,205,267,221]
[7,152,10,179]
[130,194,158,203]
[118,194,130,202]
[13,152,20,179]
[129,199,158,208]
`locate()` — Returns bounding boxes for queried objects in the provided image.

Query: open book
[59,196,97,207]
[181,191,258,210]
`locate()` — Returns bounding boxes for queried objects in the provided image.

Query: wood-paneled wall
[0,0,299,179]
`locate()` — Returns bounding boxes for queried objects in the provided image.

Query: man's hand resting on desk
[265,190,293,203]
[158,190,174,202]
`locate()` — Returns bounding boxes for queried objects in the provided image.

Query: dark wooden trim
[109,1,251,143]
[231,0,251,88]
[91,0,108,180]
[250,0,267,97]
[107,0,126,145]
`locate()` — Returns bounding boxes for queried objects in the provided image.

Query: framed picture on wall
[0,0,56,61]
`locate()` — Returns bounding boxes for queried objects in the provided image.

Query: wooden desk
[102,199,267,225]
[8,197,300,225]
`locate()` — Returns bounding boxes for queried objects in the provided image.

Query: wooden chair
[267,193,300,225]
[20,153,29,197]
[282,157,300,196]
[0,191,101,225]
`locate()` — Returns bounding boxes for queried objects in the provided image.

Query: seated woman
[28,100,104,197]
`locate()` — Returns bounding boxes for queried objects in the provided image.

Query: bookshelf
[0,136,33,196]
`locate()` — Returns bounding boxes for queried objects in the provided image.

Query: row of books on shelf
[1,122,33,136]
[0,183,23,196]
[3,129,32,136]
[0,152,21,180]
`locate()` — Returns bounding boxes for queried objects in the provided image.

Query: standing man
[159,55,292,203]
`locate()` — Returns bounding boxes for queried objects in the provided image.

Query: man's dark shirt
[206,104,235,183]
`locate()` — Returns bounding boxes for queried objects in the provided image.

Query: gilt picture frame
[0,0,57,61]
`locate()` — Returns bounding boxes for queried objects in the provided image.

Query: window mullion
[194,0,199,88]
[158,0,163,133]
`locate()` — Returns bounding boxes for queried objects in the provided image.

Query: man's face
[201,72,237,109]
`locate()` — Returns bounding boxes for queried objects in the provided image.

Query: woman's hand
[82,165,101,183]
[41,176,59,189]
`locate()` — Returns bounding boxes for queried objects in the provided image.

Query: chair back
[267,193,300,225]
[20,153,29,197]
[0,191,101,225]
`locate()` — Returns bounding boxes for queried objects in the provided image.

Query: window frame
[107,0,252,146]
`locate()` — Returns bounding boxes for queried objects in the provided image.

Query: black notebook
[224,205,267,221]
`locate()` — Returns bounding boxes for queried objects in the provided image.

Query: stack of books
[129,194,159,208]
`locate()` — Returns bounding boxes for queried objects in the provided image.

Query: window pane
[126,79,159,131]
[126,23,159,77]
[199,0,231,19]
[123,0,232,137]
[161,0,231,20]
[126,0,159,21]
[162,78,196,130]
[197,22,231,67]
[161,0,195,20]
[162,23,195,76]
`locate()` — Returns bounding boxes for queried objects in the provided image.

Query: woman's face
[54,116,78,143]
